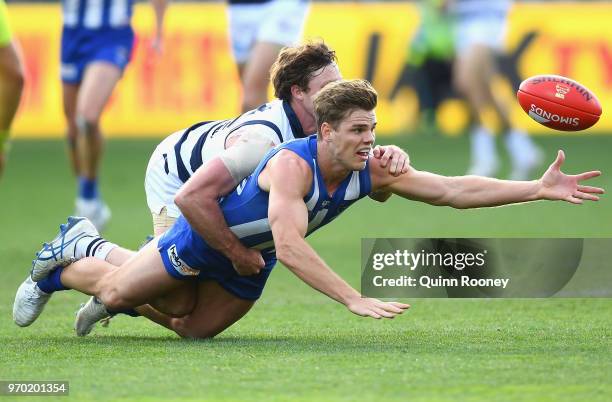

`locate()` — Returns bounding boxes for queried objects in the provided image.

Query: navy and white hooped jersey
[62,0,134,30]
[163,99,308,185]
[160,135,372,274]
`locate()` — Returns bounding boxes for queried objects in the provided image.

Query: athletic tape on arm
[220,131,276,183]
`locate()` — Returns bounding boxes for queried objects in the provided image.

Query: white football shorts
[453,1,512,52]
[228,0,310,64]
[145,131,185,219]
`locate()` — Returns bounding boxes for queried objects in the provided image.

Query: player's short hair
[313,79,378,133]
[271,41,337,102]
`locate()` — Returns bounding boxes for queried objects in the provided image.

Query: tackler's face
[303,64,342,115]
[328,109,377,171]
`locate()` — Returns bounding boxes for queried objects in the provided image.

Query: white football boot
[31,216,99,282]
[75,198,111,232]
[75,296,111,337]
[13,276,52,327]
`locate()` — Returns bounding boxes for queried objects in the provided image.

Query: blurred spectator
[405,0,455,133]
[61,0,167,230]
[451,0,541,179]
[227,0,310,112]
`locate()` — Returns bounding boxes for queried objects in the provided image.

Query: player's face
[329,109,377,171]
[303,64,342,114]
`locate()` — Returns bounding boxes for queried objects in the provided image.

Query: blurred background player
[0,0,24,179]
[227,0,310,112]
[62,0,167,230]
[404,0,455,133]
[451,0,541,179]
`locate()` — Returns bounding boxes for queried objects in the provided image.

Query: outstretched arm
[265,151,409,319]
[370,150,603,208]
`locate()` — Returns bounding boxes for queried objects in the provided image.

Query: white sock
[505,128,540,165]
[74,236,118,261]
[470,126,498,167]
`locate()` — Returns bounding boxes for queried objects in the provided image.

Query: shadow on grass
[3,332,422,354]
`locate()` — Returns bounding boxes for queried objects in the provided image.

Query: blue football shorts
[157,218,276,301]
[60,26,134,84]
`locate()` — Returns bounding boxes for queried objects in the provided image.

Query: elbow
[369,191,392,203]
[174,187,200,213]
[174,190,188,211]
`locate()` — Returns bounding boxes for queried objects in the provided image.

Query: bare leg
[105,247,136,266]
[60,240,193,312]
[75,62,122,180]
[454,45,501,176]
[0,41,24,177]
[62,83,80,176]
[87,212,195,318]
[103,202,253,335]
[131,211,193,318]
[454,44,511,131]
[239,42,282,112]
[170,281,255,338]
[71,246,197,318]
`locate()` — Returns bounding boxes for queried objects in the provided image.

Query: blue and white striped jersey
[222,135,372,252]
[164,135,372,272]
[62,0,134,30]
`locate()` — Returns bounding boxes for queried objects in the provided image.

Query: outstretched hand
[346,297,410,319]
[538,150,604,204]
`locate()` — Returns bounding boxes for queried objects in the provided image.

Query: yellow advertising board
[7,2,612,138]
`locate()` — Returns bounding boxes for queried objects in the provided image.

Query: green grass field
[0,134,611,401]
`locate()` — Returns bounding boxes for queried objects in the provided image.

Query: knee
[99,286,132,312]
[75,113,99,135]
[66,121,79,142]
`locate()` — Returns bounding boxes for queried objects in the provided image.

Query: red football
[517,75,602,131]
